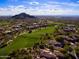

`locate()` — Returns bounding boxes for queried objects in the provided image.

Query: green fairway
[0,25,57,57]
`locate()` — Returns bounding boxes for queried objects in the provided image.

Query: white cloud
[29,1,39,5]
[47,1,79,7]
[0,1,79,16]
[0,5,26,16]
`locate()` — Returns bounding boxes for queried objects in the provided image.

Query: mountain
[11,13,36,19]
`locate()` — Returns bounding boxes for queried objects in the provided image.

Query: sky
[0,0,79,16]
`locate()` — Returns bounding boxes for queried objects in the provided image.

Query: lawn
[0,25,57,57]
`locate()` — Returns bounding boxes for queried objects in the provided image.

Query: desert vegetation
[0,13,79,59]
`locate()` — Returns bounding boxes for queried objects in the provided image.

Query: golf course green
[0,25,57,57]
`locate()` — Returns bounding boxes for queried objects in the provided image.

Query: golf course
[0,25,58,57]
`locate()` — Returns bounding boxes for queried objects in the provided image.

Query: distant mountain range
[11,13,36,19]
[0,13,79,20]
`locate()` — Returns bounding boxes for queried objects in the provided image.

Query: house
[0,27,5,31]
[62,24,76,32]
[35,57,46,59]
[47,40,63,48]
[54,50,64,59]
[4,30,13,36]
[62,35,78,43]
[40,48,57,59]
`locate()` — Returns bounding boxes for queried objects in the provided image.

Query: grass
[0,20,10,26]
[0,25,57,57]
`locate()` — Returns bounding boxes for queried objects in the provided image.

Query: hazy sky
[0,0,79,15]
